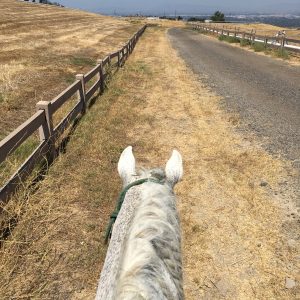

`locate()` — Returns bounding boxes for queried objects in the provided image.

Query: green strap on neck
[104,178,164,244]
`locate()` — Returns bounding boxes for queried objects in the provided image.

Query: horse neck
[115,181,183,299]
[95,184,143,300]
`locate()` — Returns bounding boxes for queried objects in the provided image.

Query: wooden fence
[191,23,300,53]
[0,25,147,203]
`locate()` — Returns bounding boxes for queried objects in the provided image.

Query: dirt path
[168,28,300,165]
[126,27,299,299]
[1,26,298,299]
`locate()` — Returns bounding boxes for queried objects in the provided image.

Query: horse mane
[114,168,183,299]
[95,167,183,300]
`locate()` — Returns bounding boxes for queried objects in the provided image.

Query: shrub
[252,42,266,52]
[218,35,227,41]
[188,17,205,22]
[227,36,240,43]
[240,39,251,47]
[218,35,240,43]
[211,11,225,22]
[274,48,289,59]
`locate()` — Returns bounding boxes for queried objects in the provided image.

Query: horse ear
[118,146,136,183]
[165,150,183,186]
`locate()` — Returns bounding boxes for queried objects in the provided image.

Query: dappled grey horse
[96,146,183,299]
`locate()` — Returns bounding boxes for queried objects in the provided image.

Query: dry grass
[0,0,140,137]
[0,59,151,299]
[125,17,186,29]
[0,25,299,299]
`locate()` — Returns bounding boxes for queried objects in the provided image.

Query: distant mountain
[226,15,300,28]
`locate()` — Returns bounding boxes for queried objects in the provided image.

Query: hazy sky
[58,0,300,14]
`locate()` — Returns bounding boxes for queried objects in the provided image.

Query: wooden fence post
[97,59,105,94]
[135,34,138,46]
[36,101,55,161]
[122,47,125,64]
[281,37,285,50]
[76,74,86,114]
[36,101,53,138]
[117,51,121,67]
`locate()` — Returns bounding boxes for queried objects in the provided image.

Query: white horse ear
[165,150,183,186]
[118,146,136,184]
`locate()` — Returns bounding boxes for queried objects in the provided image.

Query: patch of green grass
[14,137,39,159]
[218,35,240,43]
[240,39,251,47]
[227,36,241,43]
[129,19,142,25]
[70,56,95,67]
[0,136,39,185]
[64,74,75,84]
[218,35,227,41]
[274,48,289,59]
[252,42,266,52]
[109,87,124,97]
[130,60,152,75]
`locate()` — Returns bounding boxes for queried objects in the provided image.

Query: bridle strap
[104,178,164,244]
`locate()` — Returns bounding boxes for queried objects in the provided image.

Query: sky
[58,0,300,15]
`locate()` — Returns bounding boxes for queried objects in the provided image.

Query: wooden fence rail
[190,23,300,53]
[0,25,147,203]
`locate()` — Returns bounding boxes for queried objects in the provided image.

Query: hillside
[0,0,140,138]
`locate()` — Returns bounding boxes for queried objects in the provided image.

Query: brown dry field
[125,17,186,28]
[1,24,299,299]
[0,0,140,138]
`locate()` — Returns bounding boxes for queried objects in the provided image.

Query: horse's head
[97,146,184,299]
[117,146,183,188]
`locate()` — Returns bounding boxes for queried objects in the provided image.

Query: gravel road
[168,28,300,167]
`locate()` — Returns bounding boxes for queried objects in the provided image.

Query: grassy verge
[0,50,153,299]
[198,29,293,62]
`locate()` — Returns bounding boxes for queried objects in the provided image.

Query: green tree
[211,11,225,22]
